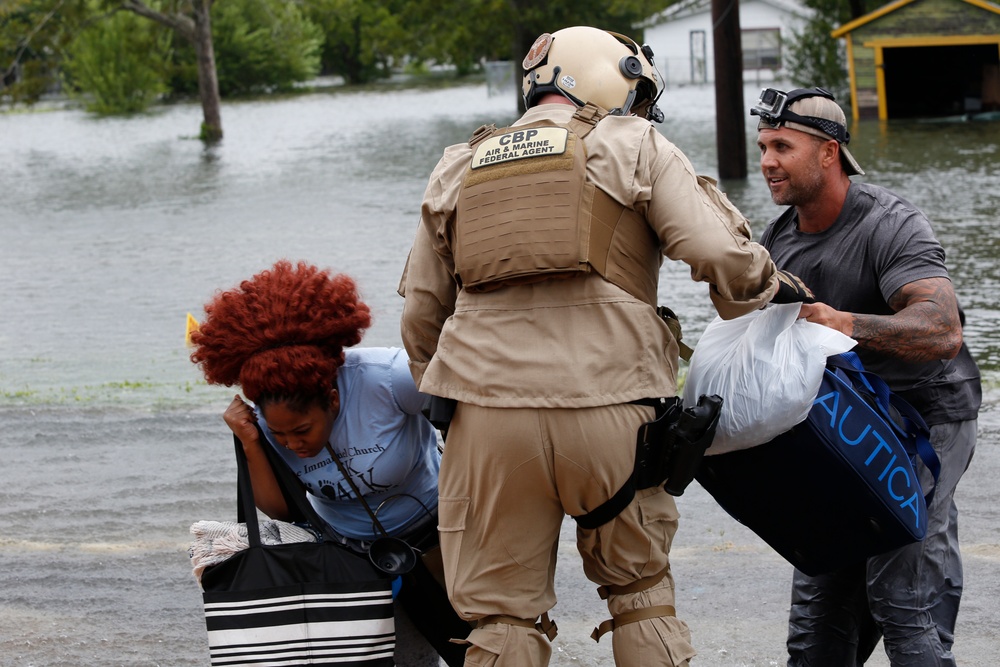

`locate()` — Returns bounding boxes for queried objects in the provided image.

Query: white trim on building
[639,0,814,87]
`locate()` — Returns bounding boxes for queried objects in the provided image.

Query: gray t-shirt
[761,181,981,424]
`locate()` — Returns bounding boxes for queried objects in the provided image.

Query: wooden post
[712,0,747,179]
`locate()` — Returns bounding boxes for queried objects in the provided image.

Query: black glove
[772,269,816,304]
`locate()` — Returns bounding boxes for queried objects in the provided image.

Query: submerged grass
[0,379,225,409]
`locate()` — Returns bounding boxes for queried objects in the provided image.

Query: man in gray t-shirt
[753,87,980,667]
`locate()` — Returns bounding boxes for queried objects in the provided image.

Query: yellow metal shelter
[832,0,1000,120]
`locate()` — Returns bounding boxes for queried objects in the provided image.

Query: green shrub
[4,60,56,105]
[211,0,323,95]
[61,10,170,114]
[302,0,403,85]
[784,16,849,100]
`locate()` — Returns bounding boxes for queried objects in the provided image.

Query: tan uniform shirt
[400,103,778,408]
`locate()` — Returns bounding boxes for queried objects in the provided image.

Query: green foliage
[4,0,677,108]
[300,0,671,85]
[300,0,406,85]
[200,119,222,142]
[210,0,323,95]
[1,0,90,105]
[61,8,170,113]
[502,0,671,46]
[162,31,198,98]
[799,0,881,24]
[4,58,54,102]
[392,0,506,77]
[785,15,849,98]
[784,0,886,102]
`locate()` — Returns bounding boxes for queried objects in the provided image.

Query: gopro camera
[751,88,788,122]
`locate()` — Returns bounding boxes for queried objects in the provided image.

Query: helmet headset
[522,26,665,123]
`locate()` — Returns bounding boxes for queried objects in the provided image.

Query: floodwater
[1,81,999,666]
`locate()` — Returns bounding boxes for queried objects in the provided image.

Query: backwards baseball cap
[751,87,865,176]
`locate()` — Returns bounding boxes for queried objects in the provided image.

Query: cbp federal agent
[399,26,810,666]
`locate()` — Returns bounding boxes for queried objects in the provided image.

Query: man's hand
[772,269,816,304]
[798,302,853,336]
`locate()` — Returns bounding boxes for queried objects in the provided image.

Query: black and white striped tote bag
[199,438,395,666]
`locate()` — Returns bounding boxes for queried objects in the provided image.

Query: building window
[742,28,782,70]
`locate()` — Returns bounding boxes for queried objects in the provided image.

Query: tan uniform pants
[437,402,696,667]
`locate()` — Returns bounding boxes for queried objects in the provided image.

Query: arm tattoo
[850,277,962,363]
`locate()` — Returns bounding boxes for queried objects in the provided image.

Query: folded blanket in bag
[695,351,940,576]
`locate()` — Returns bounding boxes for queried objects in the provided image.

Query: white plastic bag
[682,303,856,455]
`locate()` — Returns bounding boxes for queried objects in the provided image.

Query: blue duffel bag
[695,351,940,576]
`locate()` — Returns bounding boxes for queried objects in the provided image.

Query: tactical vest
[453,104,661,307]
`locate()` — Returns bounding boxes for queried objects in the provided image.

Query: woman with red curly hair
[191,259,468,666]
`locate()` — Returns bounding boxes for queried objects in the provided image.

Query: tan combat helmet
[522,26,665,123]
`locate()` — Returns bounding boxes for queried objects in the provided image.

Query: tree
[117,0,223,141]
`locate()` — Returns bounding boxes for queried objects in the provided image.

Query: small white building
[639,0,814,88]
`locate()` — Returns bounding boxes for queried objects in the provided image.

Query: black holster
[573,394,723,530]
[634,394,722,495]
[659,394,723,496]
[633,398,683,490]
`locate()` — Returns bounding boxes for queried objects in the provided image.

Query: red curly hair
[191,260,371,409]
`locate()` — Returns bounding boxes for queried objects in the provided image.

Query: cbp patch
[470,127,568,169]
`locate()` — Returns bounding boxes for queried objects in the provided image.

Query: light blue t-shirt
[257,347,441,540]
